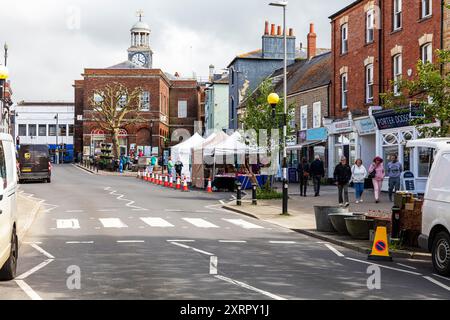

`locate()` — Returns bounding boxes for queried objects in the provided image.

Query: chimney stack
[307,23,317,60]
[277,25,282,36]
[264,21,269,35]
[209,65,215,82]
[270,24,275,36]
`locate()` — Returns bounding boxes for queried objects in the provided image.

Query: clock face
[131,53,147,67]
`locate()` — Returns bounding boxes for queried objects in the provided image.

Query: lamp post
[269,0,288,215]
[54,114,59,164]
[149,119,153,155]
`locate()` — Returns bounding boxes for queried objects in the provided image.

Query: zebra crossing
[55,217,265,231]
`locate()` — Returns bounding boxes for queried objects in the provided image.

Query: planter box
[314,206,350,232]
[345,217,375,240]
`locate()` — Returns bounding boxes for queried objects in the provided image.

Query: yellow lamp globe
[0,65,9,80]
[267,93,280,105]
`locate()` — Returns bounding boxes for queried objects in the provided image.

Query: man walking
[334,156,352,207]
[310,155,325,197]
[387,155,403,202]
[297,157,310,197]
[175,159,183,179]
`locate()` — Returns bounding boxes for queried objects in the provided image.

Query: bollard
[236,182,242,206]
[252,183,257,205]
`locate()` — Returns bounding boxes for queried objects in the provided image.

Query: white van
[0,133,18,280]
[407,138,450,276]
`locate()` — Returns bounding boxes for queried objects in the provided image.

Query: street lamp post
[54,114,59,164]
[269,0,288,215]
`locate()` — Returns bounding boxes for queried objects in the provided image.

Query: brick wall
[291,85,330,130]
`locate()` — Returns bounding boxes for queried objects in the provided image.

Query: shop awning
[286,140,326,151]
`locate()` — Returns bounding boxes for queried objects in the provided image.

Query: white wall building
[13,101,75,162]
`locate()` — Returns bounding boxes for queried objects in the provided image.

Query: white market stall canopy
[171,133,205,155]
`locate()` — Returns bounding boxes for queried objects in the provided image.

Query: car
[408,138,450,276]
[17,144,51,183]
[0,133,19,280]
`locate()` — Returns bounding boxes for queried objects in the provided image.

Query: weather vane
[136,9,144,22]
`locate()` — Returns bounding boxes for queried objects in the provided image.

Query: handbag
[368,170,376,179]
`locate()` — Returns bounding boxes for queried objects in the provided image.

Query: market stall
[171,133,205,181]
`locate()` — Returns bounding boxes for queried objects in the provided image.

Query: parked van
[0,133,19,280]
[18,144,51,183]
[407,138,450,276]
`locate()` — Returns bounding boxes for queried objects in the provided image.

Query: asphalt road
[1,164,449,300]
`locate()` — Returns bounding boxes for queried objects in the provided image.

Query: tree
[89,82,145,159]
[382,49,450,137]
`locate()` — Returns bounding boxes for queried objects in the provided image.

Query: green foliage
[241,78,296,138]
[381,49,450,137]
[256,188,283,200]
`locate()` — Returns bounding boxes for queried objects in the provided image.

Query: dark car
[18,144,51,183]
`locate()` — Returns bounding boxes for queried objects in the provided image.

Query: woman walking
[368,156,385,203]
[351,159,367,204]
[297,158,310,197]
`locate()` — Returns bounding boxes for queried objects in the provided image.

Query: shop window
[28,124,37,137]
[418,147,434,177]
[38,124,47,136]
[18,124,26,137]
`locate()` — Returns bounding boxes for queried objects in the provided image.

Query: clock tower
[128,11,153,68]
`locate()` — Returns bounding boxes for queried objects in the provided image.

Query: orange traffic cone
[154,174,158,185]
[164,175,169,187]
[207,178,213,193]
[182,178,189,192]
[176,176,181,189]
[160,175,164,186]
[149,173,153,183]
[144,171,148,181]
[169,175,173,188]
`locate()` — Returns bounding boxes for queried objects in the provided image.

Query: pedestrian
[368,156,385,203]
[310,155,325,197]
[351,159,367,204]
[150,154,157,173]
[387,154,403,202]
[334,156,352,207]
[297,157,310,197]
[175,159,183,179]
[168,156,175,177]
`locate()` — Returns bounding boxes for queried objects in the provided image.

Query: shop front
[354,116,377,169]
[326,119,356,179]
[372,108,436,193]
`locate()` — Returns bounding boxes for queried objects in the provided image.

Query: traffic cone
[182,178,189,192]
[169,175,173,188]
[368,226,393,261]
[150,173,153,183]
[154,174,158,185]
[144,171,148,181]
[137,170,141,179]
[164,175,169,187]
[159,175,164,186]
[206,178,213,193]
[176,176,181,189]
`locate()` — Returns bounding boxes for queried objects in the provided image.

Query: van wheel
[47,177,51,183]
[432,231,450,276]
[0,228,18,281]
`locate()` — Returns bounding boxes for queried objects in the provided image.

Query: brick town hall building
[73,15,203,159]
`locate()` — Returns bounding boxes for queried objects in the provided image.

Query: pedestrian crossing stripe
[55,217,265,230]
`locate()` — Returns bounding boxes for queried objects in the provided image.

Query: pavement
[0,164,448,300]
[16,191,43,245]
[223,184,430,259]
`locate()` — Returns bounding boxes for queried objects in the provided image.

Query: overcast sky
[0,0,353,103]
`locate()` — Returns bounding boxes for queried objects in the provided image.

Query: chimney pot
[265,21,269,35]
[271,24,275,36]
[289,28,293,37]
[310,23,315,33]
[277,25,282,36]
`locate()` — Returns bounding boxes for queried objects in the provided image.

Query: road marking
[210,256,218,275]
[97,209,117,212]
[16,259,54,280]
[65,210,84,213]
[132,208,148,211]
[396,263,417,270]
[15,280,42,300]
[324,244,345,257]
[169,241,214,256]
[23,241,42,245]
[165,209,183,212]
[433,273,450,281]
[345,257,422,276]
[219,240,247,243]
[167,240,195,242]
[140,217,174,228]
[423,276,450,292]
[219,200,225,205]
[223,219,264,229]
[196,210,213,213]
[117,240,145,243]
[30,244,55,259]
[215,275,287,300]
[99,218,128,228]
[72,163,93,175]
[66,241,94,244]
[269,241,297,244]
[183,218,219,228]
[56,219,80,229]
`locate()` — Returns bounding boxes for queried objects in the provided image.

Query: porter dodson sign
[373,106,421,130]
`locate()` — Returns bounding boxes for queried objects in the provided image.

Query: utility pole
[55,113,59,164]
